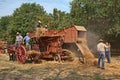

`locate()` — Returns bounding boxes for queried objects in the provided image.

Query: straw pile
[26,50,41,63]
[35,27,46,37]
[26,50,41,55]
[76,38,95,65]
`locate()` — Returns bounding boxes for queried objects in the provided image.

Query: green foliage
[0,0,120,45]
[0,16,11,40]
[70,0,120,40]
[108,24,120,37]
[0,16,11,30]
[5,3,46,43]
[0,3,72,42]
[50,8,72,30]
[94,74,107,80]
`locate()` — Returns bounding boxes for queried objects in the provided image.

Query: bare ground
[0,54,120,80]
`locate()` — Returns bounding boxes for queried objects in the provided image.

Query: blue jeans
[105,51,111,63]
[98,51,105,69]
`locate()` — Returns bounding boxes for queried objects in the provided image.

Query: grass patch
[93,73,110,80]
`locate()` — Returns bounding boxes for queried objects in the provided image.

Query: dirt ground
[0,54,120,80]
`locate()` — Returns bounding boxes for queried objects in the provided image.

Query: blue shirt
[23,36,30,43]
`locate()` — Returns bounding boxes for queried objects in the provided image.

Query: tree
[0,16,11,40]
[50,8,72,30]
[6,3,46,43]
[70,0,120,39]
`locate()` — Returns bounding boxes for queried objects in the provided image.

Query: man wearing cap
[23,33,31,50]
[97,39,106,69]
[15,32,23,49]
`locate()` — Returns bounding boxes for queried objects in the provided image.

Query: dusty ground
[0,54,120,80]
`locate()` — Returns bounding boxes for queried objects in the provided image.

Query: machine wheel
[16,45,27,64]
[61,49,75,61]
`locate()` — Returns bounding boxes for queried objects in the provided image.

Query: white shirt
[97,42,106,51]
[16,35,23,42]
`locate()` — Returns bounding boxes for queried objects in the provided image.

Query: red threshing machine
[8,25,94,64]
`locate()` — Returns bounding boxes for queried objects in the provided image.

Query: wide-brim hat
[99,39,103,42]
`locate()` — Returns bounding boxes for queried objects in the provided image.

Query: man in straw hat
[36,20,42,28]
[97,39,106,69]
[35,20,46,37]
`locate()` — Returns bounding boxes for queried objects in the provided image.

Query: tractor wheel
[16,45,27,64]
[61,49,75,61]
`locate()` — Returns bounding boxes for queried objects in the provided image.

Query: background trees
[0,0,120,48]
[70,0,120,37]
[70,0,120,49]
[4,3,46,42]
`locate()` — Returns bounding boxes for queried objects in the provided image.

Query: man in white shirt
[97,39,106,69]
[15,32,23,49]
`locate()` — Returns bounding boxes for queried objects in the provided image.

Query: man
[35,20,42,37]
[97,39,106,69]
[15,32,23,49]
[23,33,31,50]
[36,20,41,28]
[44,25,48,31]
[105,42,111,63]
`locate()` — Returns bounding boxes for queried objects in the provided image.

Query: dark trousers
[105,51,111,63]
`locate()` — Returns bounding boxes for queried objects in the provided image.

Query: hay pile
[26,50,41,63]
[76,38,95,65]
[35,27,46,37]
[26,50,41,55]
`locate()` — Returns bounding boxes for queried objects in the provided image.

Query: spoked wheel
[16,45,27,64]
[61,49,75,61]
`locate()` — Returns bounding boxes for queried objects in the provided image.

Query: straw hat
[38,20,41,23]
[99,39,103,42]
